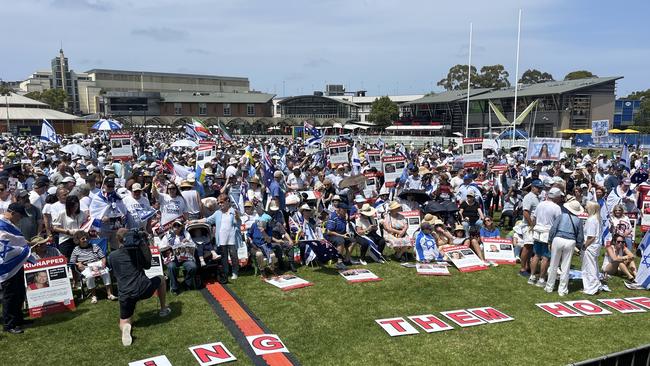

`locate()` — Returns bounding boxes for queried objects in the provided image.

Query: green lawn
[0,290,252,366]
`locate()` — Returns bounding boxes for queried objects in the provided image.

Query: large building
[0,92,92,134]
[614,99,642,127]
[402,77,622,137]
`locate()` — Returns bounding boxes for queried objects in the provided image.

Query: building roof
[404,89,492,105]
[159,91,275,104]
[279,95,360,107]
[330,95,424,104]
[85,69,249,82]
[3,93,47,107]
[472,77,623,100]
[0,107,81,121]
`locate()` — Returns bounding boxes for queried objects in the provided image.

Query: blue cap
[463,174,473,180]
[336,203,350,210]
[531,179,544,188]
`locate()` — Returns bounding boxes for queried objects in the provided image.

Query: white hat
[286,194,300,205]
[563,200,584,216]
[353,195,366,203]
[548,187,564,198]
[47,187,57,195]
[269,201,280,211]
[186,173,196,182]
[228,157,238,165]
[131,183,143,191]
[61,176,76,183]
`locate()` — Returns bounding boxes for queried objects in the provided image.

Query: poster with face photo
[641,196,650,232]
[401,210,421,239]
[482,237,516,264]
[328,142,350,167]
[441,245,488,272]
[526,138,562,161]
[416,263,451,276]
[366,150,383,171]
[363,173,379,198]
[462,138,484,168]
[340,268,382,283]
[264,274,313,291]
[109,133,133,161]
[382,155,406,187]
[24,256,75,318]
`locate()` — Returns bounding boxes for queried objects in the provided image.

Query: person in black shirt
[108,228,170,346]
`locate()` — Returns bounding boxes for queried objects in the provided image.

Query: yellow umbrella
[608,128,623,133]
[558,129,578,133]
[621,128,639,133]
[575,129,592,133]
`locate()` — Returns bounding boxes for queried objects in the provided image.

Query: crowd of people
[0,130,647,343]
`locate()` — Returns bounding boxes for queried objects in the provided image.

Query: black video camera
[123,229,150,249]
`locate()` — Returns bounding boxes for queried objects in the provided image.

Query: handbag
[532,223,551,243]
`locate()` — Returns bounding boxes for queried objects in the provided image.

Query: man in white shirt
[286,167,306,191]
[29,180,48,211]
[528,187,563,288]
[225,158,238,179]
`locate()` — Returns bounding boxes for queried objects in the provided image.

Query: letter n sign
[246,334,290,356]
[188,342,236,365]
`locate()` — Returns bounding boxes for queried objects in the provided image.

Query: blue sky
[1,0,648,97]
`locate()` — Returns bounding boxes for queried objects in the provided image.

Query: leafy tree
[519,69,554,84]
[624,89,650,125]
[476,64,510,89]
[626,89,650,100]
[0,84,13,96]
[564,70,597,80]
[368,96,399,126]
[24,91,42,100]
[437,64,479,91]
[38,89,68,110]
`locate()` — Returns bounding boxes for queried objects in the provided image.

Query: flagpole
[512,9,522,146]
[465,22,473,138]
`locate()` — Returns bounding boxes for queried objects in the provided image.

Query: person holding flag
[0,203,32,334]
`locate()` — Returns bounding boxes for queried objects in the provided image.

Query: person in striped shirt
[70,231,117,304]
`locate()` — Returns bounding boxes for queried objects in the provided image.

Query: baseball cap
[8,203,28,217]
[623,178,631,186]
[61,176,76,183]
[531,179,544,188]
[548,187,564,198]
[131,183,143,191]
[15,189,29,199]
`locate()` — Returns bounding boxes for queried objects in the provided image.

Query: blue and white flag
[304,121,323,147]
[351,143,361,175]
[621,142,630,171]
[397,143,407,158]
[376,137,385,151]
[634,230,650,289]
[0,218,31,285]
[260,145,275,188]
[184,124,201,141]
[40,119,60,144]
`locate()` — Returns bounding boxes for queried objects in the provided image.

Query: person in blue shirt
[248,214,277,278]
[325,203,352,270]
[479,217,501,238]
[414,222,442,263]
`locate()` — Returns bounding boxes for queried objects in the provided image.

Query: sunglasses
[615,240,625,243]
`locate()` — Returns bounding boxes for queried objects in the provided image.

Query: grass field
[2,253,649,365]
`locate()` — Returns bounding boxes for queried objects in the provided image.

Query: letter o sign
[246,334,289,356]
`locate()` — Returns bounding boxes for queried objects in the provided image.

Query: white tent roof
[386,125,444,131]
[0,107,80,121]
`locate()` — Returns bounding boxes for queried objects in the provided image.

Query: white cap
[548,187,564,198]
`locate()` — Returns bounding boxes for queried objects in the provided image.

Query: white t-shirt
[0,197,11,215]
[584,215,602,247]
[287,173,306,190]
[79,196,91,213]
[158,193,187,226]
[533,200,561,226]
[48,201,66,219]
[181,190,201,216]
[218,211,236,246]
[29,191,45,211]
[53,211,88,243]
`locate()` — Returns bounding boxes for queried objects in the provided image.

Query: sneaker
[624,281,642,290]
[527,275,538,285]
[359,259,368,266]
[544,286,553,294]
[121,324,132,346]
[5,327,24,335]
[230,274,238,280]
[519,270,530,278]
[107,294,118,301]
[558,291,568,297]
[91,296,98,304]
[211,250,221,260]
[335,261,347,270]
[159,307,172,317]
[600,284,612,292]
[535,279,547,288]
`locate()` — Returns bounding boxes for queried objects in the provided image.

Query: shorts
[119,276,161,319]
[532,241,551,258]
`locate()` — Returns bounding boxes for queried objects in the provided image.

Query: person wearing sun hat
[544,199,584,296]
[354,203,385,264]
[381,201,412,261]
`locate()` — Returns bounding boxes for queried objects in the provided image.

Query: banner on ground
[109,133,133,161]
[482,237,516,264]
[340,268,382,283]
[382,155,406,187]
[526,138,561,161]
[129,355,172,366]
[366,149,383,171]
[462,138,484,168]
[144,246,164,279]
[328,142,350,167]
[23,256,75,318]
[264,274,313,291]
[441,245,488,272]
[416,263,450,276]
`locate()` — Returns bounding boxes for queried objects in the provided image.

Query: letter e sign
[188,342,236,365]
[246,334,289,356]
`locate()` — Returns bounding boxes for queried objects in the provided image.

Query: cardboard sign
[416,263,450,276]
[375,317,420,337]
[441,245,488,273]
[407,315,454,333]
[129,355,173,366]
[526,138,562,161]
[188,342,237,365]
[366,149,383,171]
[592,119,609,140]
[565,300,612,316]
[363,173,379,198]
[23,256,75,318]
[468,307,514,324]
[462,138,483,168]
[340,268,382,283]
[597,298,647,314]
[382,155,406,187]
[482,238,516,264]
[196,141,217,170]
[402,210,421,239]
[440,309,486,327]
[264,274,313,291]
[536,302,583,318]
[109,133,133,161]
[328,142,350,167]
[642,195,650,232]
[625,297,650,310]
[144,246,164,279]
[246,334,289,356]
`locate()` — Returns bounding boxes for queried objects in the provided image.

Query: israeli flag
[40,119,60,144]
[0,219,31,286]
[634,231,650,289]
[352,143,361,175]
[621,142,630,171]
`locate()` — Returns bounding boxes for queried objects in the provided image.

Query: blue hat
[463,174,473,180]
[336,203,350,210]
[531,179,544,188]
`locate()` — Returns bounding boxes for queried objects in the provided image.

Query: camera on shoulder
[123,229,150,249]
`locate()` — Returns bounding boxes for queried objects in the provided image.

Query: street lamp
[129,107,133,127]
[0,79,10,133]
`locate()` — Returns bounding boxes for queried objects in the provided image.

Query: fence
[569,343,650,366]
[574,133,650,148]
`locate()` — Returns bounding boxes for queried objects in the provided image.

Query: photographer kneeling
[108,228,171,346]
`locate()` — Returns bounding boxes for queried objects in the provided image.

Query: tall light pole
[0,79,10,133]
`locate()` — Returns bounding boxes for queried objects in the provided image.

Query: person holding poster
[70,231,117,304]
[0,203,32,334]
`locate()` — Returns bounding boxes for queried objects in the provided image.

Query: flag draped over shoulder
[40,119,60,144]
[635,231,650,289]
[0,218,31,285]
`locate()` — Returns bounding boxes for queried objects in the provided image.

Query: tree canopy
[437,64,510,90]
[519,69,554,84]
[367,96,399,126]
[25,89,68,111]
[564,70,597,80]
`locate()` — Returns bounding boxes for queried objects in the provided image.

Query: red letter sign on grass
[188,342,237,365]
[375,317,420,337]
[564,300,612,316]
[467,307,514,324]
[128,355,173,366]
[246,334,289,356]
[625,297,650,310]
[407,314,454,333]
[597,298,647,314]
[440,309,486,327]
[536,302,583,318]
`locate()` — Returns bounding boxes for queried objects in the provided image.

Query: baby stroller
[186,222,225,284]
